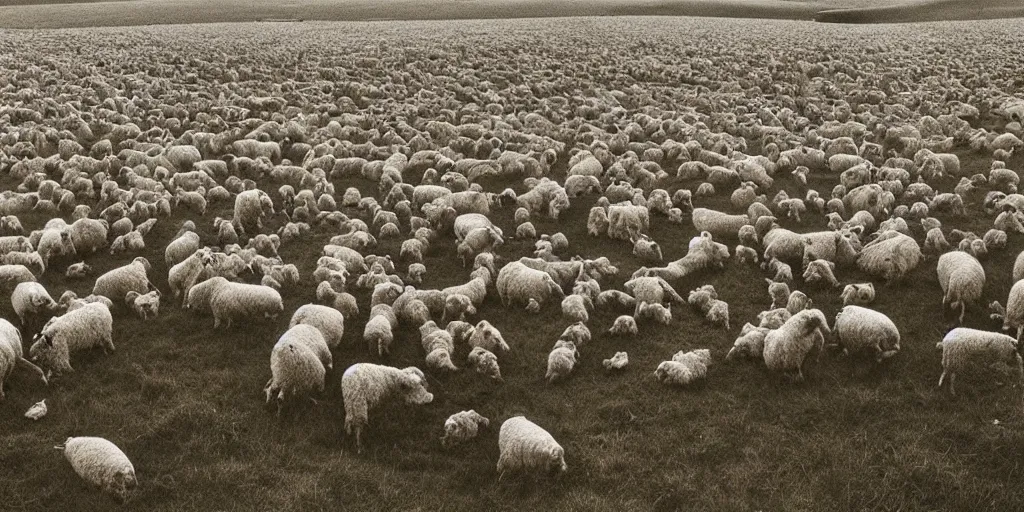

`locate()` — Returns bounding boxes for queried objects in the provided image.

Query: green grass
[0,16,1023,512]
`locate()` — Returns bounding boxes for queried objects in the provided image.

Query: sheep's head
[399,367,434,405]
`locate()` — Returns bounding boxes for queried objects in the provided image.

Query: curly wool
[289,304,345,349]
[441,410,490,448]
[496,261,564,310]
[264,333,326,412]
[609,315,638,336]
[92,258,153,304]
[762,308,830,381]
[546,339,579,383]
[442,293,477,323]
[692,208,750,239]
[124,290,160,320]
[11,281,57,326]
[56,437,137,502]
[803,259,840,288]
[497,416,567,478]
[726,323,770,360]
[633,232,729,281]
[560,294,591,324]
[467,320,509,353]
[833,306,900,362]
[0,318,46,398]
[29,302,113,376]
[467,346,502,382]
[341,364,433,451]
[841,283,875,306]
[857,231,922,284]
[937,328,1023,395]
[364,304,398,356]
[937,251,985,324]
[420,321,458,371]
[625,276,684,308]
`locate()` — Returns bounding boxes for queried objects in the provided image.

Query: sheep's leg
[16,357,47,385]
[958,302,966,325]
[938,370,947,388]
[948,373,957,396]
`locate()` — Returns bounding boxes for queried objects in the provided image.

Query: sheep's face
[548,446,568,475]
[399,371,433,405]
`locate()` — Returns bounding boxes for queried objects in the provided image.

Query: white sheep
[442,293,477,323]
[168,248,213,305]
[766,280,790,309]
[209,283,284,329]
[124,290,161,320]
[165,231,201,267]
[65,261,92,279]
[441,410,490,448]
[289,304,345,349]
[0,318,47,398]
[937,251,985,324]
[546,338,579,383]
[833,306,900,362]
[496,416,567,479]
[762,308,830,382]
[560,294,591,324]
[364,304,399,356]
[467,320,509,354]
[726,323,770,361]
[54,437,137,502]
[29,302,114,377]
[11,281,58,328]
[264,328,328,415]
[802,259,840,288]
[603,351,629,370]
[93,257,154,305]
[635,301,672,325]
[840,283,876,305]
[420,321,458,371]
[496,261,564,311]
[467,346,503,382]
[608,315,638,336]
[937,328,1023,395]
[341,363,434,452]
[655,349,712,387]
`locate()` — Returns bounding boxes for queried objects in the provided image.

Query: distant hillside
[816,0,1024,22]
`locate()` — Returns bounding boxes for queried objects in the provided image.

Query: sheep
[635,301,672,325]
[365,302,399,357]
[467,346,503,382]
[936,328,1023,395]
[765,257,793,283]
[168,249,213,305]
[546,339,579,384]
[93,257,154,305]
[735,245,759,265]
[465,320,509,354]
[857,232,922,284]
[687,285,730,330]
[833,306,901,362]
[209,283,284,329]
[54,437,137,502]
[264,329,327,416]
[631,234,663,262]
[419,321,458,371]
[496,261,564,311]
[785,291,812,315]
[766,280,790,309]
[655,349,712,387]
[597,290,636,312]
[441,410,491,448]
[68,218,108,255]
[233,189,274,235]
[726,323,770,361]
[496,416,567,479]
[442,273,488,309]
[124,290,161,320]
[608,315,638,336]
[341,363,433,452]
[841,283,876,306]
[165,231,201,267]
[316,281,358,319]
[29,302,114,377]
[937,251,985,324]
[0,318,47,398]
[289,304,345,349]
[692,208,750,239]
[603,351,629,370]
[762,309,830,382]
[11,281,58,329]
[561,294,591,324]
[559,322,592,347]
[802,259,840,288]
[632,232,729,281]
[586,206,609,237]
[924,228,951,257]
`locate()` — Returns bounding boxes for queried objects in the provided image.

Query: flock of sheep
[1,16,1023,504]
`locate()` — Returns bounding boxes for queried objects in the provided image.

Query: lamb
[441,410,490,448]
[11,281,58,329]
[603,351,629,370]
[496,416,567,479]
[762,308,830,382]
[840,283,876,306]
[608,315,638,336]
[467,346,503,382]
[341,363,434,452]
[561,294,591,324]
[442,272,488,309]
[765,257,793,283]
[168,249,213,305]
[735,245,759,265]
[467,320,509,353]
[110,230,145,255]
[0,318,47,399]
[209,283,284,329]
[289,304,345,349]
[420,321,458,371]
[93,257,154,305]
[635,301,672,325]
[624,276,685,309]
[936,328,1023,395]
[726,323,770,361]
[687,285,730,330]
[124,290,160,320]
[631,234,663,262]
[587,206,609,237]
[364,304,399,356]
[560,322,592,347]
[802,259,840,288]
[937,251,985,324]
[64,261,92,279]
[766,280,790,309]
[655,349,712,387]
[165,231,201,267]
[496,261,564,311]
[833,306,901,362]
[28,302,114,377]
[54,437,137,502]
[264,328,328,416]
[923,228,951,257]
[546,339,579,383]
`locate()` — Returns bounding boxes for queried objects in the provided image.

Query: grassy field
[0,0,1020,29]
[0,16,1023,511]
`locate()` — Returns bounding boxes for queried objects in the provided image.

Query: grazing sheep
[838,283,874,305]
[364,304,399,357]
[692,208,750,239]
[467,320,509,354]
[496,262,564,311]
[559,322,592,347]
[802,259,840,288]
[603,351,629,370]
[635,301,672,325]
[546,339,579,383]
[726,323,770,361]
[833,306,901,362]
[597,290,636,312]
[289,304,345,349]
[11,281,58,328]
[165,231,201,267]
[561,294,591,324]
[209,283,284,329]
[341,363,434,452]
[858,232,922,284]
[0,318,47,399]
[420,321,458,371]
[264,329,327,416]
[55,437,136,502]
[765,257,793,283]
[608,315,638,336]
[93,257,154,305]
[64,262,92,279]
[467,346,503,382]
[766,280,790,309]
[937,251,985,324]
[762,309,830,382]
[936,328,1023,395]
[441,410,490,448]
[29,302,114,377]
[124,290,160,320]
[631,234,663,262]
[168,249,213,305]
[496,417,567,479]
[442,293,477,323]
[785,291,812,315]
[655,349,712,387]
